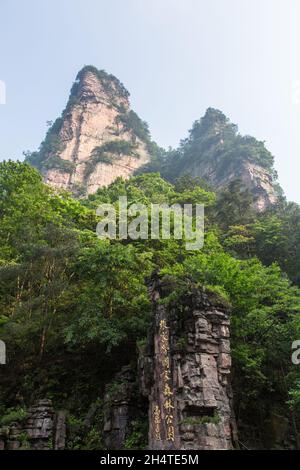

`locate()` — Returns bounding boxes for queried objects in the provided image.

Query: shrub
[0,408,28,426]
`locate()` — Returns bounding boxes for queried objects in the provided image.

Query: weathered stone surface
[54,411,66,450]
[139,273,237,450]
[42,68,150,195]
[102,365,145,450]
[6,440,21,450]
[0,399,66,450]
[23,399,54,449]
[178,142,278,212]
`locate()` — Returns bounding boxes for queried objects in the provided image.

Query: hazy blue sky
[1,0,300,202]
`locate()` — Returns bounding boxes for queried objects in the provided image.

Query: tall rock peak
[166,108,282,211]
[26,70,283,210]
[26,66,150,195]
[71,66,130,109]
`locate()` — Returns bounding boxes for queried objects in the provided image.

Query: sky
[0,0,300,202]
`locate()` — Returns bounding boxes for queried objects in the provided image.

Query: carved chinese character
[162,356,170,369]
[153,405,161,441]
[165,414,174,425]
[163,370,170,382]
[163,398,174,413]
[163,383,173,397]
[167,425,175,442]
[161,338,169,354]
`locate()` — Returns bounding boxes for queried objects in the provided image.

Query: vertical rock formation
[0,399,66,450]
[139,274,237,450]
[26,69,282,210]
[169,108,281,211]
[23,399,55,450]
[54,410,67,450]
[103,365,146,450]
[26,66,150,195]
[179,154,279,212]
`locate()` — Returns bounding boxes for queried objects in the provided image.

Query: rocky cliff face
[27,66,150,195]
[179,152,278,212]
[139,274,237,450]
[0,399,66,450]
[28,70,281,209]
[1,276,236,451]
[181,156,278,212]
[102,274,237,450]
[167,108,281,211]
[102,365,147,450]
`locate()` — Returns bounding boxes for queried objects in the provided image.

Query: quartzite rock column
[140,273,237,450]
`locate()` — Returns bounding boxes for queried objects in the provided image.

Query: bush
[42,155,75,173]
[85,141,138,178]
[0,408,28,426]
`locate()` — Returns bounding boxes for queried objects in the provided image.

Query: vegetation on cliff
[24,66,154,183]
[0,161,300,448]
[24,118,65,171]
[85,141,139,178]
[75,65,130,102]
[141,108,283,210]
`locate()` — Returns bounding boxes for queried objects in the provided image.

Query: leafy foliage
[142,109,280,202]
[0,407,28,426]
[177,108,276,174]
[0,161,300,449]
[75,65,130,101]
[85,140,138,178]
[25,119,65,171]
[116,109,151,143]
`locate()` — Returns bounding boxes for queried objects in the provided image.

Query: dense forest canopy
[1,160,300,448]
